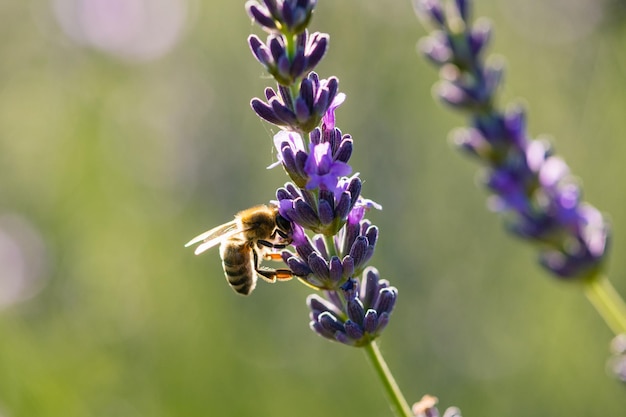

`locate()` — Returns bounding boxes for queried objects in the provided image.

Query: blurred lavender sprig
[608,334,626,383]
[415,0,610,279]
[412,395,462,417]
[414,0,626,337]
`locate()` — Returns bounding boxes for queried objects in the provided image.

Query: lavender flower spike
[247,0,396,365]
[415,0,610,279]
[240,0,428,415]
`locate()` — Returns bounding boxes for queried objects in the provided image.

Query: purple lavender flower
[305,141,352,194]
[248,30,328,86]
[322,92,345,130]
[245,0,317,35]
[608,334,626,383]
[307,267,397,346]
[251,72,339,133]
[269,126,354,193]
[415,0,610,279]
[276,175,361,235]
[280,199,379,290]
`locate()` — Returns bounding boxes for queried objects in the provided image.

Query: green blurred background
[2,0,626,416]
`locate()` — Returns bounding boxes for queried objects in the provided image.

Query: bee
[185,204,294,295]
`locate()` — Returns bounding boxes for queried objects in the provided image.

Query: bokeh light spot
[52,0,189,62]
[0,214,48,310]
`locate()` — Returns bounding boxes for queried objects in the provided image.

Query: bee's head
[275,213,292,235]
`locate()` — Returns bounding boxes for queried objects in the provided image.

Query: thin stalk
[363,340,413,417]
[323,233,338,258]
[583,273,626,335]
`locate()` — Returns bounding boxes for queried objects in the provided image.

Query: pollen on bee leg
[264,252,284,261]
[274,269,294,280]
[256,267,294,283]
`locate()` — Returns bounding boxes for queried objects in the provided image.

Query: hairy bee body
[186,205,293,295]
[220,239,256,295]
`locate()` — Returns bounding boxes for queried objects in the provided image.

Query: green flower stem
[363,341,413,417]
[323,233,338,258]
[583,274,626,335]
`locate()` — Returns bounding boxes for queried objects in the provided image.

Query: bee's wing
[185,220,242,255]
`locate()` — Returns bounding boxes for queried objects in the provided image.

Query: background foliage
[1,0,626,416]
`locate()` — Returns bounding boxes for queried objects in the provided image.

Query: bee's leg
[252,246,294,283]
[256,266,294,283]
[256,241,288,261]
[264,252,283,261]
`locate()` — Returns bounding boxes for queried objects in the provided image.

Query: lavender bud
[363,309,379,333]
[418,33,452,66]
[309,127,322,145]
[248,35,270,66]
[313,88,330,116]
[344,320,365,340]
[442,408,463,417]
[246,1,278,31]
[264,86,277,100]
[312,235,329,259]
[334,191,352,222]
[295,96,312,122]
[318,192,336,226]
[281,0,294,29]
[250,98,284,125]
[328,256,344,284]
[437,81,474,110]
[334,137,353,163]
[346,176,362,207]
[307,293,340,317]
[278,84,292,105]
[287,256,312,277]
[271,99,298,125]
[341,256,355,279]
[318,311,344,333]
[293,198,321,227]
[361,266,381,309]
[308,252,330,281]
[346,299,365,326]
[310,321,335,339]
[451,127,492,160]
[290,50,306,79]
[418,0,446,26]
[365,225,379,248]
[349,236,370,269]
[334,331,352,346]
[376,312,390,333]
[305,32,328,71]
[469,17,491,56]
[374,287,398,315]
[454,0,470,21]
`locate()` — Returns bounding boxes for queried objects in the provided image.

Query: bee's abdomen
[220,241,256,295]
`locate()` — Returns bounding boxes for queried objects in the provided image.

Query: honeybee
[185,204,294,295]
